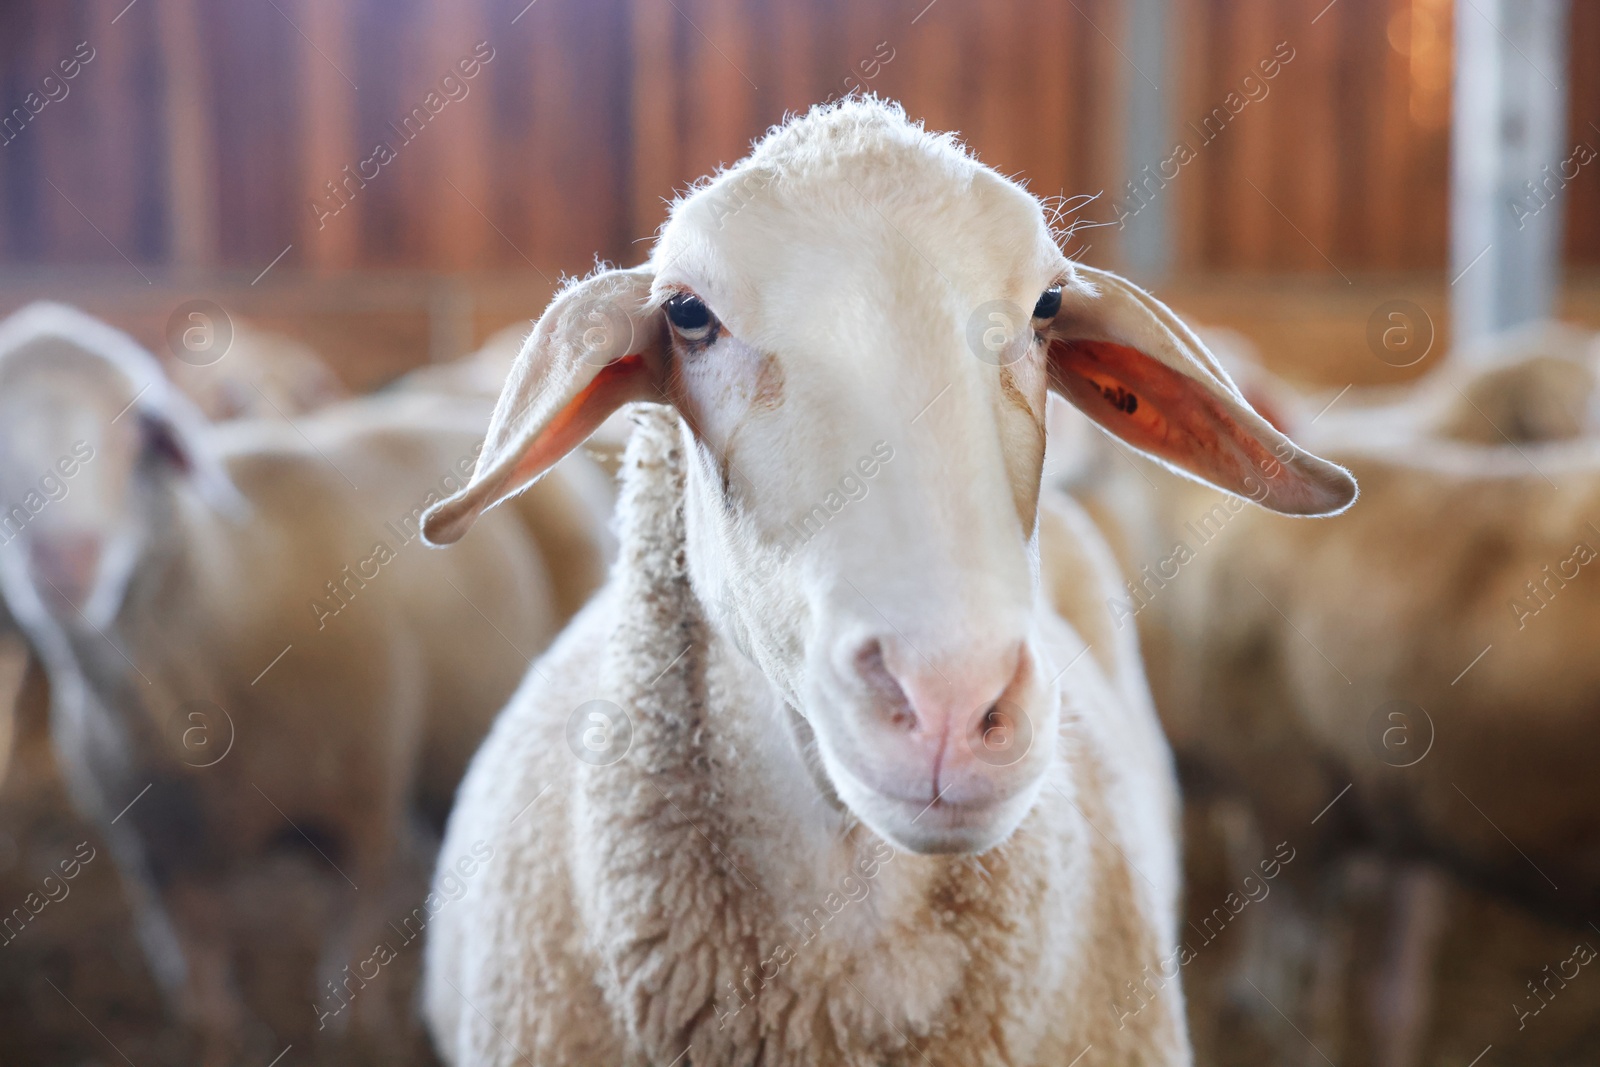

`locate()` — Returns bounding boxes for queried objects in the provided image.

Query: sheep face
[424,99,1356,856]
[646,143,1073,856]
[0,305,222,631]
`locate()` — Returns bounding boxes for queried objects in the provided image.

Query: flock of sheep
[0,99,1594,1067]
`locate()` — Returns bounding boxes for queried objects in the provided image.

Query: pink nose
[30,532,103,608]
[853,636,1035,797]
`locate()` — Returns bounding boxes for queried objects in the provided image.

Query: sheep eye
[665,293,716,342]
[1032,286,1062,322]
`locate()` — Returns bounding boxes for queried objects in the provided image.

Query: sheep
[1062,336,1600,919]
[4,316,352,790]
[0,302,610,1065]
[416,98,1354,1067]
[396,322,525,401]
[1424,321,1597,445]
[1203,320,1600,452]
[166,321,351,420]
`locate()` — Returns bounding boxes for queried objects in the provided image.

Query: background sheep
[417,100,1353,1067]
[165,323,352,422]
[1425,322,1598,445]
[0,321,350,790]
[397,322,636,476]
[1212,321,1600,453]
[1071,341,1600,903]
[1059,334,1600,1062]
[0,303,610,1065]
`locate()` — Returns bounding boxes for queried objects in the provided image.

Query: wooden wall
[0,0,1596,283]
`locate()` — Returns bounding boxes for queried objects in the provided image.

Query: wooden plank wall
[0,0,1596,283]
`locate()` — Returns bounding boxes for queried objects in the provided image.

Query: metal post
[1120,0,1173,282]
[1451,0,1570,352]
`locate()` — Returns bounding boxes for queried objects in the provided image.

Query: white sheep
[0,314,363,813]
[1390,320,1598,446]
[1064,334,1600,918]
[0,302,610,1064]
[1424,322,1597,445]
[110,324,355,822]
[417,99,1354,1067]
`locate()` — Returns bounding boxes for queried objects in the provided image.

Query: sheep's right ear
[423,268,664,545]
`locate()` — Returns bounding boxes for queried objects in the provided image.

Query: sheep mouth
[831,748,1041,815]
[889,790,1015,828]
[873,793,1030,855]
[826,756,1039,856]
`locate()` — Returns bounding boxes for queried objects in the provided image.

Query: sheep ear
[423,267,664,545]
[136,385,248,520]
[1045,265,1356,516]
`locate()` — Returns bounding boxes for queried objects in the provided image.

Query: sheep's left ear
[1044,265,1356,516]
[423,267,664,545]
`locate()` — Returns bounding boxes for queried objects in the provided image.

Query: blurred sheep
[1056,323,1600,1064]
[0,319,345,797]
[1428,321,1597,445]
[0,303,609,1065]
[1226,320,1600,451]
[165,323,350,421]
[392,322,523,400]
[1060,323,1600,911]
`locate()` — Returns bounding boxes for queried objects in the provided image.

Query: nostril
[854,638,918,731]
[981,704,1015,746]
[981,704,1002,740]
[971,699,1034,768]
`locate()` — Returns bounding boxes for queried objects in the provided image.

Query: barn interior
[1,1,1598,1065]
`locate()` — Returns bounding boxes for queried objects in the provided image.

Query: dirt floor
[1179,791,1600,1067]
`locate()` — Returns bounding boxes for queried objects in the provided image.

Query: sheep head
[425,98,1355,855]
[0,303,233,630]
